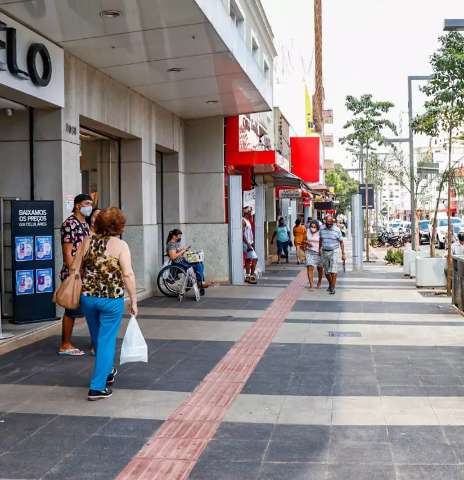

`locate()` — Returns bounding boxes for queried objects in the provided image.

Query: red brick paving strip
[116,271,307,480]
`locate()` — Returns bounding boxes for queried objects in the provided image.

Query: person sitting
[165,229,208,294]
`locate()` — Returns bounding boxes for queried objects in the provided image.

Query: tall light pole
[444,19,464,31]
[385,76,431,250]
[408,75,432,250]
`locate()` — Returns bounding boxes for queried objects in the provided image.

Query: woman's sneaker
[106,368,118,385]
[88,387,112,401]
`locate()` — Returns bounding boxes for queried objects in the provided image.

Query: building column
[229,175,243,285]
[255,183,265,274]
[184,117,229,282]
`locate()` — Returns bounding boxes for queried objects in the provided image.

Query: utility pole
[408,75,432,250]
[365,147,370,262]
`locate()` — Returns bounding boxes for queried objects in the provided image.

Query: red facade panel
[290,137,320,183]
[225,116,275,166]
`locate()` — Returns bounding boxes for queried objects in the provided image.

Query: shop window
[80,127,120,209]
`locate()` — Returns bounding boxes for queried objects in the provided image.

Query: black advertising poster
[11,200,56,324]
[359,184,375,209]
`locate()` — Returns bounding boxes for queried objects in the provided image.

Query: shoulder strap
[70,236,91,273]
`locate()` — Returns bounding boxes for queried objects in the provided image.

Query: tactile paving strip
[116,270,307,480]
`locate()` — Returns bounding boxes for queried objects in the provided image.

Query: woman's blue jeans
[277,240,289,257]
[178,260,205,283]
[80,295,125,391]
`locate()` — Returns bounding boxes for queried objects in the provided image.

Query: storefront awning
[253,165,309,189]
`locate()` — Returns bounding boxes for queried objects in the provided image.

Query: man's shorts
[65,305,84,320]
[322,249,340,274]
[243,243,258,260]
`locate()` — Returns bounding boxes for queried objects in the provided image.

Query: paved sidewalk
[1,258,464,479]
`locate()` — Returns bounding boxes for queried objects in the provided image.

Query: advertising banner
[11,200,56,323]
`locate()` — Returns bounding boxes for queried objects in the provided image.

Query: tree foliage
[325,164,359,213]
[340,94,397,154]
[410,32,464,291]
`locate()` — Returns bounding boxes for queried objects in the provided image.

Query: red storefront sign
[290,137,320,183]
[225,116,275,166]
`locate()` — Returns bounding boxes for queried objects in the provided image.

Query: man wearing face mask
[319,215,346,294]
[58,194,93,355]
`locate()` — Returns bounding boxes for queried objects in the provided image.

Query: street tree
[325,164,359,214]
[340,94,397,261]
[377,146,436,248]
[411,32,464,294]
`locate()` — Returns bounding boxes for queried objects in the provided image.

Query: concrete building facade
[0,0,275,322]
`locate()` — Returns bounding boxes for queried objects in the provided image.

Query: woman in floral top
[79,207,137,401]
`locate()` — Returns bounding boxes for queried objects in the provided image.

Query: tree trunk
[430,179,444,258]
[447,129,453,295]
[365,148,370,262]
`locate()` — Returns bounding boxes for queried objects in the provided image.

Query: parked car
[388,221,403,235]
[431,217,462,249]
[419,220,431,244]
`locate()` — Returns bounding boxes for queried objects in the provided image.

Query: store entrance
[79,127,121,209]
[0,97,30,321]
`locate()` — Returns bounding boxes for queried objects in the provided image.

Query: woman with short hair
[305,220,323,289]
[271,217,291,264]
[79,207,138,401]
[293,218,307,265]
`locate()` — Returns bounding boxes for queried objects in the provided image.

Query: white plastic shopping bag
[120,315,148,364]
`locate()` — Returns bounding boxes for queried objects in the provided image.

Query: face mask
[310,227,317,231]
[80,206,93,217]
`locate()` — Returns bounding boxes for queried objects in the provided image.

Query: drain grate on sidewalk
[328,331,362,337]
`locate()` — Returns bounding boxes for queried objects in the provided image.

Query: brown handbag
[53,238,90,309]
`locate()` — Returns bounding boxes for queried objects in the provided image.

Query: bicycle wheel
[157,265,188,297]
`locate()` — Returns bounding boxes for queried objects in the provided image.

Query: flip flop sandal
[58,348,85,356]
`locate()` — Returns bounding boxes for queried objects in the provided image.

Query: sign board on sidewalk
[11,200,56,324]
[359,184,374,209]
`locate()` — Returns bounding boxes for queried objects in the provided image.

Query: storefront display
[11,200,56,323]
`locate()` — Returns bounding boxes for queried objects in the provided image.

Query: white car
[431,217,462,249]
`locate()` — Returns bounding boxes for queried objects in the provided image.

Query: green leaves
[340,94,397,150]
[412,32,464,137]
[325,164,359,213]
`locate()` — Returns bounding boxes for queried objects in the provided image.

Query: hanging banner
[11,200,56,324]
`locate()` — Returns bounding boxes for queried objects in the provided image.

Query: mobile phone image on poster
[16,270,34,295]
[15,237,34,262]
[35,236,53,260]
[36,268,54,294]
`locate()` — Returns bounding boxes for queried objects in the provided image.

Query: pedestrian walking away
[271,217,291,263]
[319,215,346,294]
[305,220,323,289]
[293,218,307,264]
[79,207,138,401]
[58,194,92,356]
[242,206,258,284]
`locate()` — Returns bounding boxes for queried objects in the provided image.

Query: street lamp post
[385,75,432,251]
[444,19,464,31]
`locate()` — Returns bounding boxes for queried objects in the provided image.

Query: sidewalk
[1,257,464,479]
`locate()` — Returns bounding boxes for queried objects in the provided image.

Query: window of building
[263,56,270,77]
[251,32,260,59]
[230,0,245,35]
